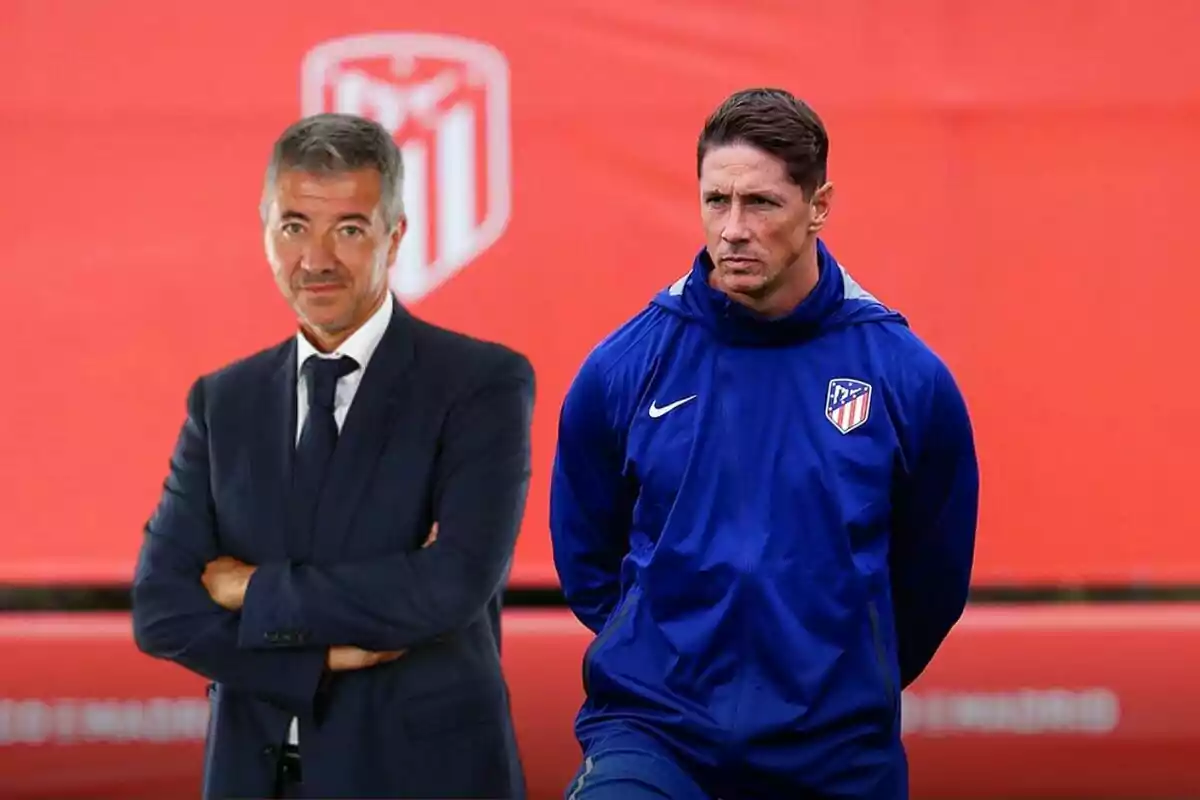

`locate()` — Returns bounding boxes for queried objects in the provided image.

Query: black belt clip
[279,743,303,786]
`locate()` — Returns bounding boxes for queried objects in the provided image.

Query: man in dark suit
[131,113,535,799]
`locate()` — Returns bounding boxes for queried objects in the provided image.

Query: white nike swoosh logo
[648,395,697,418]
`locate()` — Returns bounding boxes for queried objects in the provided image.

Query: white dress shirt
[287,296,393,747]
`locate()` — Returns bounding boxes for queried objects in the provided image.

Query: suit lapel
[306,300,416,557]
[251,339,298,558]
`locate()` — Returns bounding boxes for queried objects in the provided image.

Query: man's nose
[721,204,751,243]
[300,236,337,272]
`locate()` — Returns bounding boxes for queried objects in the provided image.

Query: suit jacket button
[262,745,278,757]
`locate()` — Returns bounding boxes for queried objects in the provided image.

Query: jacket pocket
[582,588,639,696]
[867,600,898,723]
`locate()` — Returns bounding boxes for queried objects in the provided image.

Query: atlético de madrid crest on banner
[825,378,873,434]
[299,33,513,303]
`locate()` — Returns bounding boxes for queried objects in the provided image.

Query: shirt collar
[295,294,394,378]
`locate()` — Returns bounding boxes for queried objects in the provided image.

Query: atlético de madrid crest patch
[825,378,872,434]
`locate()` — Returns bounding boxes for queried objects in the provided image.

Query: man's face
[699,143,831,303]
[263,168,403,344]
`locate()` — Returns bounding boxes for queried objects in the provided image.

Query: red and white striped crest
[825,378,873,434]
[300,33,512,302]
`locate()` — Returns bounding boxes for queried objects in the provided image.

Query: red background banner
[1,607,1198,798]
[1,2,1198,587]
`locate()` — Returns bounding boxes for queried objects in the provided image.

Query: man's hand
[322,525,433,672]
[201,556,256,611]
[326,646,405,672]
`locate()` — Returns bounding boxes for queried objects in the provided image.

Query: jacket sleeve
[889,361,980,688]
[130,378,328,718]
[236,353,535,653]
[548,354,634,634]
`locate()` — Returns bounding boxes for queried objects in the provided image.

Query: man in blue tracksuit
[550,88,979,799]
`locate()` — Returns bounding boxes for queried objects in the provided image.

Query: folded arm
[889,362,980,688]
[130,378,328,718]
[237,352,536,653]
[549,355,634,634]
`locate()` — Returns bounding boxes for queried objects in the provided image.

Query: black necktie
[293,355,360,509]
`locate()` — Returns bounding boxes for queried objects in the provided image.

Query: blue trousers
[564,723,907,800]
[564,727,711,800]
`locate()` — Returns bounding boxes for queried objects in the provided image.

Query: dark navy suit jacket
[131,299,535,799]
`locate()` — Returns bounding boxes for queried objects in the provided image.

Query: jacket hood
[650,239,907,346]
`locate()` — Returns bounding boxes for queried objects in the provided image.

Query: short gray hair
[261,112,405,227]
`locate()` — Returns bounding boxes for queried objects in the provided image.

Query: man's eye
[281,222,304,235]
[341,226,365,237]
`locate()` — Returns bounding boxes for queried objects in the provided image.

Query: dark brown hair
[697,88,829,198]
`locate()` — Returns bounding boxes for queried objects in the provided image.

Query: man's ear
[387,215,407,265]
[808,182,834,233]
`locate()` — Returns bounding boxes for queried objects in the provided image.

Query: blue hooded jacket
[549,240,979,795]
